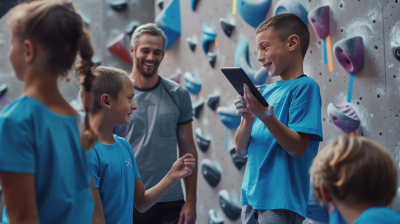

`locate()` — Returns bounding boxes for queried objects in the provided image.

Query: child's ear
[23,39,36,64]
[319,185,333,203]
[100,94,112,109]
[288,34,300,52]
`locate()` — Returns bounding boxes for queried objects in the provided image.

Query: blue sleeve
[0,116,36,173]
[122,139,141,180]
[330,209,347,224]
[91,150,101,188]
[288,81,323,141]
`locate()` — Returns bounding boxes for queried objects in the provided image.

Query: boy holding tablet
[234,13,323,224]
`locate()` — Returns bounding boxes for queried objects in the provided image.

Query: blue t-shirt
[240,76,323,217]
[92,134,141,224]
[330,209,347,224]
[330,207,400,224]
[0,96,94,224]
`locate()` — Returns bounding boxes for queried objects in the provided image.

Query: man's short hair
[256,13,310,58]
[310,135,397,206]
[130,23,167,51]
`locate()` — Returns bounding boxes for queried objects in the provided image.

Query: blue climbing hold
[208,209,224,224]
[2,207,8,224]
[235,39,269,85]
[217,107,241,129]
[201,22,217,54]
[238,0,272,28]
[201,159,221,187]
[219,190,241,221]
[274,0,308,26]
[306,183,330,223]
[191,0,199,11]
[155,0,181,50]
[184,72,201,94]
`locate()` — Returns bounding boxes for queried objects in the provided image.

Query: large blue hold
[238,0,272,28]
[184,72,202,94]
[201,22,217,54]
[155,0,181,50]
[235,39,269,85]
[274,0,308,26]
[217,107,241,129]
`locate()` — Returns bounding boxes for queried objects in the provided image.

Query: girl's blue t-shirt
[92,134,141,224]
[0,96,94,224]
[240,77,323,218]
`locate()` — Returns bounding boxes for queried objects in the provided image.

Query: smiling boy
[234,13,323,224]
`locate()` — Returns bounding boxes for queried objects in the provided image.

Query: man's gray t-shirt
[114,76,193,202]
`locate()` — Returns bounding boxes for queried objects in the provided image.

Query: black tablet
[221,67,269,107]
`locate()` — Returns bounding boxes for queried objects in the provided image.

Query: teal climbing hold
[155,0,181,50]
[235,39,269,85]
[184,72,202,94]
[191,0,198,11]
[238,0,271,28]
[217,107,241,129]
[201,22,217,54]
[274,0,308,26]
[208,209,224,224]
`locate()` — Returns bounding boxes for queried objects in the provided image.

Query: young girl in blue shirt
[0,1,99,223]
[80,66,196,224]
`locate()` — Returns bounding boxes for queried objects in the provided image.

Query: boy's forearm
[259,115,309,157]
[135,173,176,213]
[234,117,255,157]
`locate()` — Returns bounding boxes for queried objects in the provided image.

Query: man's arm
[0,173,39,224]
[177,122,198,224]
[243,84,310,157]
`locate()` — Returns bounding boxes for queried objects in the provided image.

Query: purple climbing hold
[308,5,330,39]
[333,36,364,74]
[327,103,360,133]
[169,73,181,84]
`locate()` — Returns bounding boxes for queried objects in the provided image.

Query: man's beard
[136,59,159,78]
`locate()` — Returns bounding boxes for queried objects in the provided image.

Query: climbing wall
[156,0,400,223]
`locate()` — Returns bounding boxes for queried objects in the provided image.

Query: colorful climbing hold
[201,159,221,187]
[157,0,164,10]
[191,0,198,11]
[169,73,181,84]
[195,127,211,152]
[201,22,217,54]
[184,72,202,94]
[217,106,241,129]
[219,18,235,37]
[207,52,217,68]
[206,93,220,111]
[125,21,141,36]
[106,33,133,65]
[327,103,360,133]
[333,36,364,74]
[193,99,204,119]
[208,209,224,224]
[0,84,8,97]
[274,0,308,26]
[186,37,197,52]
[238,0,271,28]
[235,39,269,85]
[308,5,330,39]
[230,147,247,170]
[218,189,241,221]
[155,0,181,50]
[390,40,400,61]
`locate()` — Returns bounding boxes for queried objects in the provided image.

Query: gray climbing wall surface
[156,0,400,223]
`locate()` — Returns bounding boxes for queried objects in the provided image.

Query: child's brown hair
[310,135,397,206]
[80,66,132,115]
[8,0,97,149]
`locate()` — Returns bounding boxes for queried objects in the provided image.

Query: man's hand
[242,83,274,119]
[178,200,196,224]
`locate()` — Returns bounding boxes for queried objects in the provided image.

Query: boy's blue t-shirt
[330,209,347,224]
[92,134,141,224]
[240,76,323,217]
[330,207,400,224]
[0,96,94,224]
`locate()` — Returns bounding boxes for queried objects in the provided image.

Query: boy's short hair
[310,135,397,206]
[256,13,310,58]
